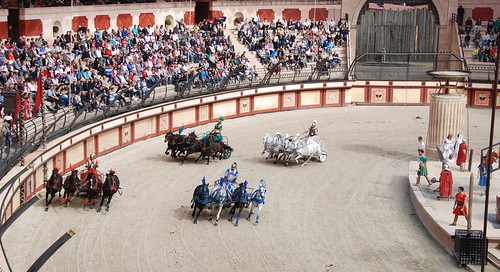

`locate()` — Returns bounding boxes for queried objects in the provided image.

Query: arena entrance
[356,0,440,56]
[352,0,444,80]
[195,1,211,24]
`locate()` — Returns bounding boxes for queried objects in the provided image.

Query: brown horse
[181,132,206,165]
[207,134,233,161]
[61,169,79,207]
[181,132,233,165]
[164,132,188,158]
[45,169,63,211]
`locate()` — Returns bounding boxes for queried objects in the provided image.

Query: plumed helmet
[444,163,450,171]
[90,152,96,160]
[219,116,225,121]
[202,176,206,185]
[260,179,266,187]
[109,169,115,174]
[231,162,237,169]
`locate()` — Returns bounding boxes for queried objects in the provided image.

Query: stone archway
[53,21,62,38]
[233,12,244,26]
[354,0,440,56]
[350,0,441,27]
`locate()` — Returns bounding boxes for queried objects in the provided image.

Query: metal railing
[0,62,347,181]
[346,52,467,81]
[468,66,499,82]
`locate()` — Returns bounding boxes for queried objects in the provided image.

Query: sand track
[5,105,493,271]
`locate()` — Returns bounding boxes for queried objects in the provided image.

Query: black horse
[97,172,121,212]
[164,132,188,158]
[45,169,63,211]
[61,169,79,207]
[84,171,102,209]
[228,182,249,226]
[191,181,210,224]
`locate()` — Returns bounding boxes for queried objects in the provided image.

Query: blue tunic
[478,164,492,187]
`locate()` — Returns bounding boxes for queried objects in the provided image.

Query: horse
[45,169,63,211]
[262,132,293,165]
[262,133,277,160]
[181,132,204,165]
[291,134,327,166]
[228,182,249,226]
[195,134,233,165]
[61,169,79,207]
[247,180,267,224]
[97,173,120,212]
[84,171,102,209]
[164,131,188,158]
[209,178,230,226]
[191,180,210,224]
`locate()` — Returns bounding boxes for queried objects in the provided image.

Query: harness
[194,185,209,205]
[251,187,266,204]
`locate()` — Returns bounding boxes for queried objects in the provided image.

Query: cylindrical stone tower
[426,93,467,160]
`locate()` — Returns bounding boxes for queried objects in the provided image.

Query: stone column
[426,93,467,160]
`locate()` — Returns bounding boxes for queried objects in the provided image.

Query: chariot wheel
[223,148,232,159]
[319,151,327,163]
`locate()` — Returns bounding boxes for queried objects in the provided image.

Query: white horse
[291,134,327,166]
[262,133,276,159]
[262,132,293,163]
[209,178,230,226]
[247,179,267,224]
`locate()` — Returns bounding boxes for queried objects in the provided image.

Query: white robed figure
[441,133,458,163]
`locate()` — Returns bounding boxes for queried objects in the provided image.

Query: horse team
[191,177,267,226]
[262,132,328,166]
[164,131,233,165]
[44,167,121,213]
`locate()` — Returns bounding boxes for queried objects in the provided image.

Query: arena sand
[5,105,498,272]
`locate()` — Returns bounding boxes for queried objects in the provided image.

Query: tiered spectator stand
[461,25,497,82]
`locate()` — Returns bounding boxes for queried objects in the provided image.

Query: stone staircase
[226,28,349,73]
[225,29,266,70]
[460,27,495,82]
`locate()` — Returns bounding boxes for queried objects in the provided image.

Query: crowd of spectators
[0,16,349,125]
[0,18,256,120]
[462,17,500,63]
[237,17,349,71]
[20,0,156,8]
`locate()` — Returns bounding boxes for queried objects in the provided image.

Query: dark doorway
[195,1,210,24]
[7,8,19,40]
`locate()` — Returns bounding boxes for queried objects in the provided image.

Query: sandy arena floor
[4,105,498,272]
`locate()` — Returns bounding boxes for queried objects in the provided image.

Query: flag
[33,73,43,115]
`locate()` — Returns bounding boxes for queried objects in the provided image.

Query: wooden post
[468,149,474,172]
[467,172,474,231]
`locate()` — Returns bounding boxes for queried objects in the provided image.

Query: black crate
[454,229,487,265]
